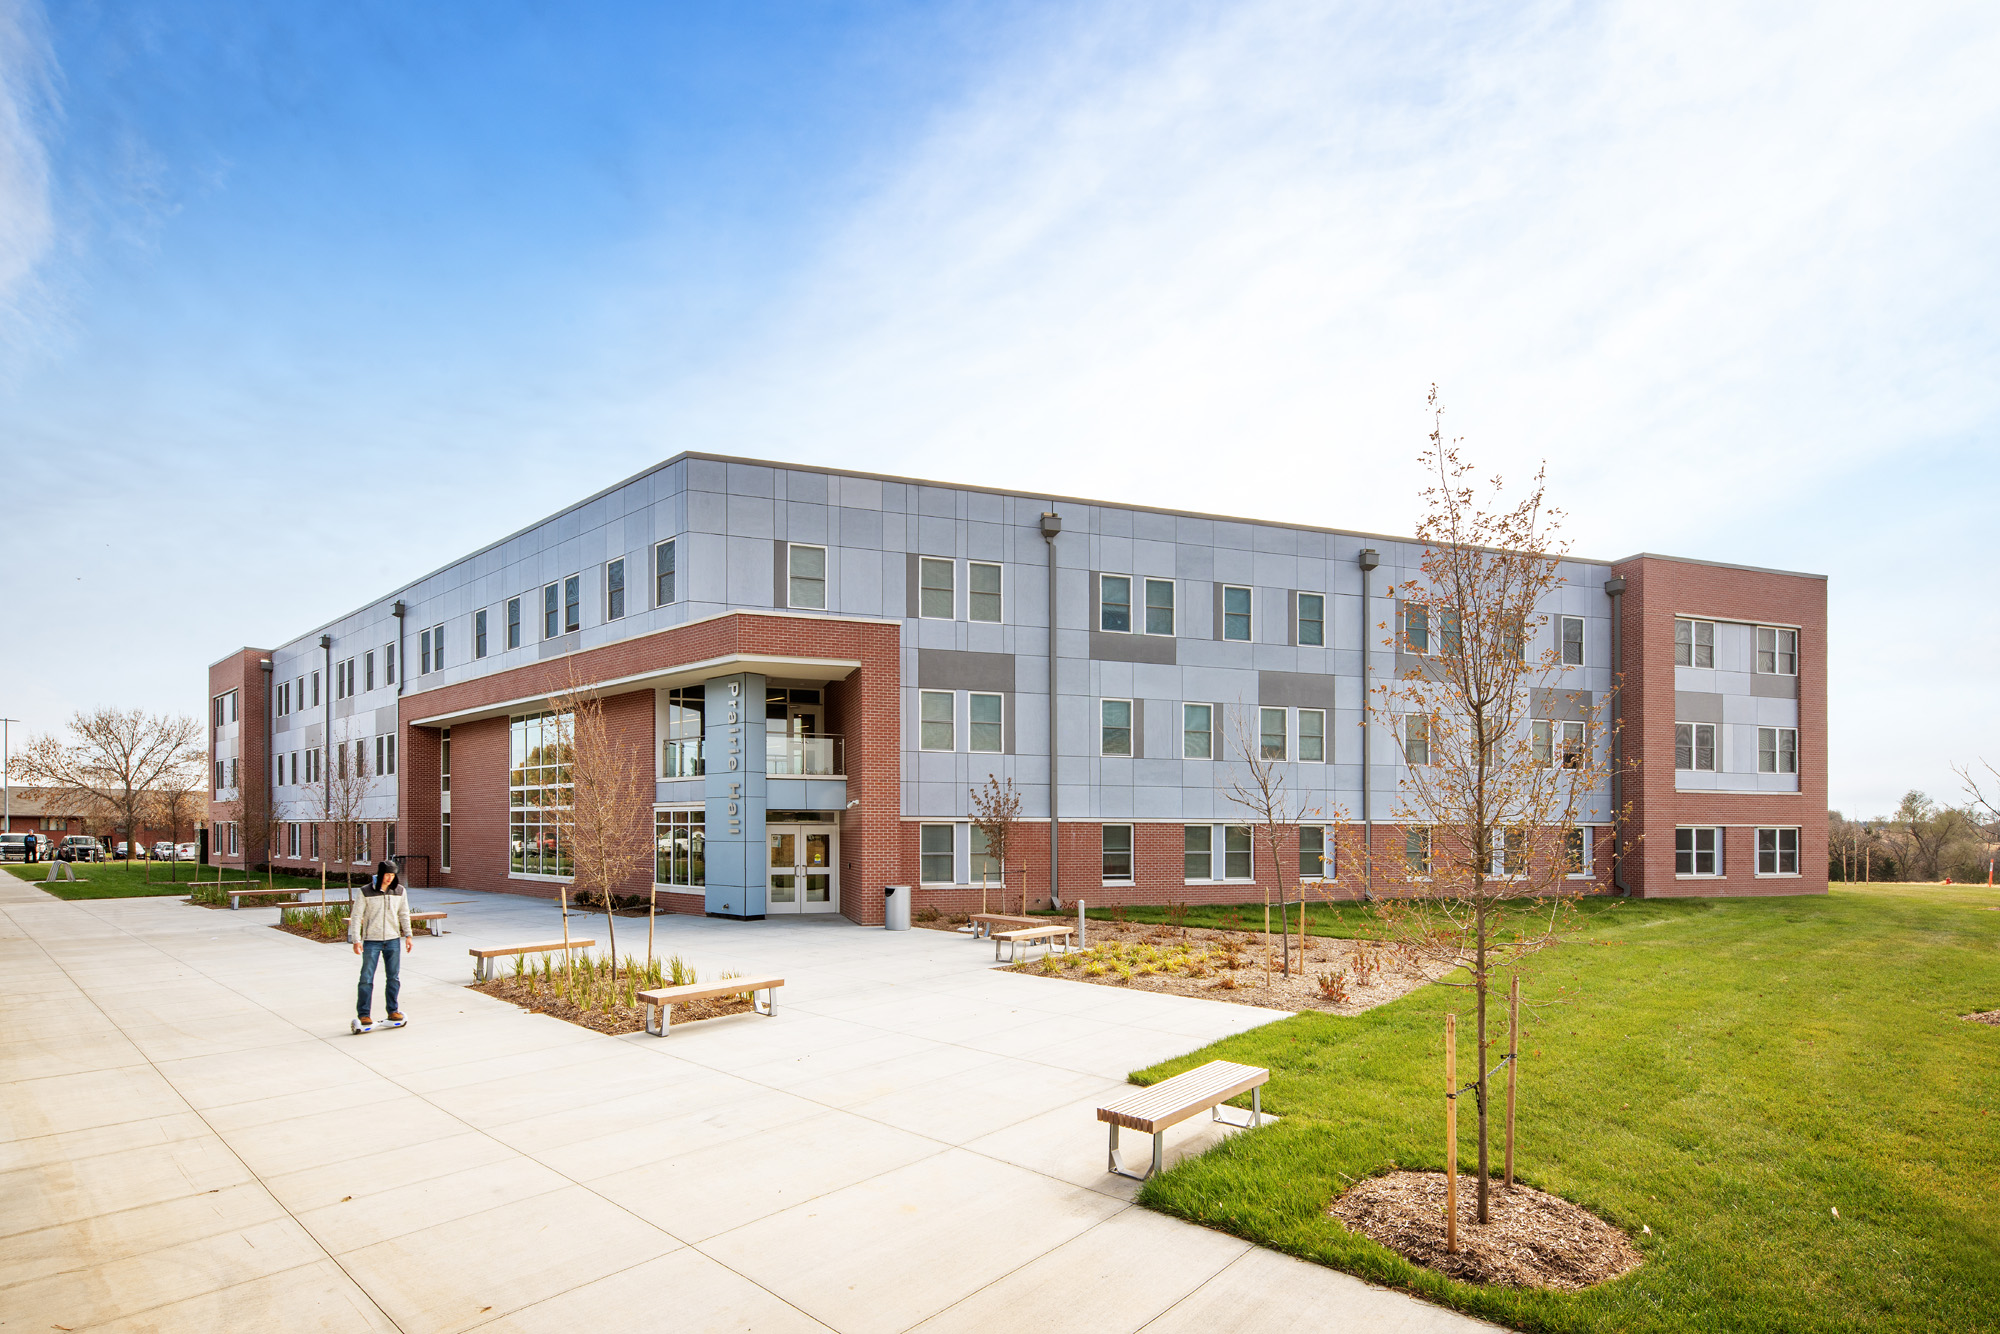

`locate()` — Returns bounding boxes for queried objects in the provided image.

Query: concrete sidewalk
[0,876,1494,1333]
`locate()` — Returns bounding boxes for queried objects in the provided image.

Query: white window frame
[1756,827,1801,876]
[1182,703,1212,759]
[1259,707,1287,761]
[606,557,627,621]
[1297,592,1325,647]
[918,557,955,620]
[788,543,828,610]
[1675,618,1715,668]
[1405,826,1431,878]
[542,582,560,639]
[969,561,1003,623]
[1221,585,1252,642]
[1675,722,1717,772]
[654,538,677,607]
[1675,826,1724,877]
[473,610,488,660]
[563,575,581,634]
[1100,699,1133,757]
[1299,824,1331,881]
[1491,828,1529,879]
[969,692,1003,754]
[919,824,956,884]
[506,597,521,650]
[1404,713,1430,766]
[1102,824,1134,884]
[1144,578,1175,636]
[1566,825,1594,878]
[1758,727,1799,775]
[1560,615,1584,666]
[1099,574,1133,634]
[1298,708,1326,763]
[918,690,955,752]
[1757,626,1799,676]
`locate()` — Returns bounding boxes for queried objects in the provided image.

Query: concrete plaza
[0,875,1490,1333]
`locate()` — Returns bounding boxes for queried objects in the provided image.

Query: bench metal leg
[1211,1086,1264,1130]
[1107,1123,1166,1181]
[754,987,776,1017]
[645,1000,668,1036]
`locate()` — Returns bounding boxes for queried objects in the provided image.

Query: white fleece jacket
[348,886,412,942]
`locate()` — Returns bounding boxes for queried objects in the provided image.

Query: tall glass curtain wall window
[655,810,705,887]
[510,711,571,877]
[663,689,705,777]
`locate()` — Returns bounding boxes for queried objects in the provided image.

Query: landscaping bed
[468,954,755,1036]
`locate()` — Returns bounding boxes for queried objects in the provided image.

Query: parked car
[58,836,106,862]
[150,842,175,860]
[0,833,26,862]
[115,842,136,859]
[175,842,199,862]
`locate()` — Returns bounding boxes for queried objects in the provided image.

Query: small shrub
[1213,974,1239,991]
[667,954,696,987]
[188,883,228,907]
[914,906,941,923]
[1084,961,1108,977]
[1315,969,1352,1003]
[1167,901,1189,934]
[1109,903,1128,925]
[1038,955,1062,974]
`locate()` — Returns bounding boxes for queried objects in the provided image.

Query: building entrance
[766,825,838,914]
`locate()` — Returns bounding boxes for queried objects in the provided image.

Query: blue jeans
[357,939,403,1018]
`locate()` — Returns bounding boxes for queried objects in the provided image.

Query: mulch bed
[468,976,753,1036]
[1963,1009,2000,1026]
[1330,1170,1643,1289]
[272,923,349,944]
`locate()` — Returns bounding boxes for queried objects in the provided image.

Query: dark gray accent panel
[1088,631,1177,664]
[375,705,400,734]
[1005,694,1016,756]
[906,552,921,619]
[1395,652,1445,680]
[334,697,354,721]
[1751,673,1799,699]
[1531,687,1595,722]
[1258,669,1339,710]
[1674,690,1725,724]
[1287,591,1299,646]
[1132,698,1145,759]
[538,632,582,660]
[917,649,1017,693]
[1212,582,1225,641]
[773,540,790,608]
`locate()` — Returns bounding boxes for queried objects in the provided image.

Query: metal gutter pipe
[1041,511,1063,910]
[1604,576,1628,895]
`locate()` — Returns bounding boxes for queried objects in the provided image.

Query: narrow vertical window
[364,651,375,691]
[431,626,443,669]
[420,628,432,675]
[1100,699,1132,756]
[543,583,559,638]
[607,558,626,620]
[1259,707,1287,760]
[440,812,452,872]
[474,609,488,659]
[1145,579,1175,635]
[1404,714,1430,765]
[788,544,827,609]
[1183,825,1212,880]
[506,597,521,649]
[564,576,580,633]
[1102,825,1134,882]
[1223,825,1251,879]
[1532,720,1553,766]
[1565,826,1591,876]
[384,646,395,684]
[1406,827,1431,875]
[655,539,676,606]
[920,825,955,884]
[311,671,320,705]
[1561,616,1584,665]
[969,693,1003,753]
[1300,826,1328,880]
[919,691,955,750]
[1297,593,1324,646]
[1299,708,1326,762]
[386,734,396,775]
[1405,604,1430,654]
[1099,575,1131,632]
[1222,586,1251,641]
[376,735,385,776]
[919,558,955,619]
[1560,721,1585,770]
[969,561,1003,622]
[1182,703,1212,759]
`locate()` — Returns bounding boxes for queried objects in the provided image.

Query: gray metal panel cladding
[916,649,1017,693]
[1258,670,1339,710]
[1751,673,1799,699]
[1088,631,1177,665]
[1674,691,1726,724]
[774,540,790,609]
[1530,687,1596,722]
[906,552,922,620]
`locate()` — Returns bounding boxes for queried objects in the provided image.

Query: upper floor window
[1299,708,1326,763]
[506,598,521,650]
[1534,720,1586,769]
[1101,699,1133,756]
[1676,826,1722,877]
[1675,722,1716,772]
[429,624,443,670]
[606,558,626,621]
[662,687,704,777]
[788,544,827,609]
[969,693,1003,753]
[1145,578,1175,635]
[655,539,677,606]
[1560,616,1584,665]
[919,690,954,751]
[1757,627,1798,675]
[1183,703,1212,759]
[1675,618,1714,668]
[1221,585,1252,641]
[1259,707,1286,760]
[543,583,560,639]
[1404,603,1430,654]
[1404,713,1430,765]
[1758,727,1798,774]
[564,576,581,634]
[1099,575,1131,633]
[384,646,395,684]
[311,671,320,706]
[1757,827,1800,875]
[364,651,376,690]
[474,610,488,659]
[969,561,1002,623]
[419,629,432,675]
[919,558,954,619]
[1297,593,1324,647]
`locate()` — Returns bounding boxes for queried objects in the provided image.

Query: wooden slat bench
[469,939,596,981]
[410,911,448,936]
[1098,1059,1269,1180]
[993,924,1074,962]
[225,887,296,909]
[638,974,784,1036]
[969,913,1041,939]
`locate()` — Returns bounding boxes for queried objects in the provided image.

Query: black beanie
[376,861,397,877]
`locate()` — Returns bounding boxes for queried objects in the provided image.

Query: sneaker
[388,1012,404,1022]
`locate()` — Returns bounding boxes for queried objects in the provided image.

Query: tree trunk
[1475,892,1490,1224]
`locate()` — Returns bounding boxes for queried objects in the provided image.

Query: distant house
[0,793,172,851]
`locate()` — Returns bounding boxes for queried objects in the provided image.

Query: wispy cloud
[0,0,56,337]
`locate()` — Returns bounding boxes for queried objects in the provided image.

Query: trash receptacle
[883,885,911,931]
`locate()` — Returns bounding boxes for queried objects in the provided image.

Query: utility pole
[1,718,17,835]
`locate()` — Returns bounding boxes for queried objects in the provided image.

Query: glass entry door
[767,825,838,915]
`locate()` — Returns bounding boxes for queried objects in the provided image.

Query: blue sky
[2,0,1996,817]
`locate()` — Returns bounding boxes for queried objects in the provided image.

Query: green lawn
[4,862,369,902]
[1132,884,2000,1333]
[1039,894,1656,942]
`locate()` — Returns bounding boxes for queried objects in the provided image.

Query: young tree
[1372,388,1618,1228]
[144,775,204,883]
[1221,711,1321,978]
[968,776,1023,916]
[547,679,651,982]
[9,709,203,865]
[314,736,374,900]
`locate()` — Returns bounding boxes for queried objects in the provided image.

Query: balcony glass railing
[767,733,844,777]
[661,738,704,779]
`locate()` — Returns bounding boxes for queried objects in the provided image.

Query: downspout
[1604,576,1629,895]
[260,659,273,873]
[392,602,406,859]
[1358,549,1379,899]
[319,634,333,853]
[1041,511,1064,910]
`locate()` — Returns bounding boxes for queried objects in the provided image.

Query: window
[1675,723,1717,772]
[288,824,300,859]
[663,688,704,777]
[310,672,319,706]
[919,557,954,619]
[1758,727,1798,775]
[1675,619,1715,668]
[1102,825,1134,882]
[289,752,297,784]
[1439,607,1464,657]
[440,812,451,872]
[1531,720,1552,767]
[969,693,1003,753]
[1561,616,1584,666]
[474,610,488,659]
[1099,575,1131,633]
[564,576,580,634]
[431,626,444,668]
[1299,709,1326,763]
[971,826,1001,881]
[1300,825,1329,880]
[920,825,955,884]
[356,823,371,866]
[1565,826,1592,876]
[1183,704,1212,759]
[1757,627,1798,675]
[1100,699,1132,756]
[1405,603,1430,654]
[543,583,559,638]
[228,691,238,722]
[506,598,521,650]
[227,823,239,856]
[386,823,396,860]
[917,690,955,751]
[606,558,626,620]
[509,711,570,877]
[1223,825,1251,879]
[1757,827,1800,876]
[1406,826,1431,876]
[364,651,375,691]
[1559,721,1585,770]
[1675,826,1722,876]
[1260,707,1287,760]
[788,544,827,609]
[213,759,223,791]
[1183,825,1211,880]
[970,561,1002,623]
[419,629,431,676]
[655,539,676,606]
[441,728,451,792]
[1404,713,1430,766]
[1298,592,1324,647]
[386,735,396,775]
[1221,585,1251,641]
[375,735,386,776]
[1145,579,1175,636]
[1494,828,1528,877]
[655,809,706,887]
[384,645,395,684]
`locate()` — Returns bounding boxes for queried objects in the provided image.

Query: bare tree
[144,763,206,883]
[9,710,203,865]
[1882,791,1976,882]
[1221,711,1322,978]
[1957,762,2000,827]
[314,735,374,900]
[1371,388,1618,1229]
[548,678,652,983]
[968,776,1023,916]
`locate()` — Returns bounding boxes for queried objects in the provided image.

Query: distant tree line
[1829,771,2000,883]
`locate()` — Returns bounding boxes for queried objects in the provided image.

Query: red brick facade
[205,648,273,869]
